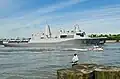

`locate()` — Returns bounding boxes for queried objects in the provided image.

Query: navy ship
[3,24,106,47]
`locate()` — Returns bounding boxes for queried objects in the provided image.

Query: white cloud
[0,0,89,38]
[0,0,25,18]
[0,0,120,38]
[48,5,120,34]
[36,0,87,14]
[0,0,83,25]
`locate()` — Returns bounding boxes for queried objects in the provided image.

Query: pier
[57,63,120,79]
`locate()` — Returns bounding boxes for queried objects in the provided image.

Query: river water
[0,43,120,79]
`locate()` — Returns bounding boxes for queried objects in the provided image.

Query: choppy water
[0,43,120,79]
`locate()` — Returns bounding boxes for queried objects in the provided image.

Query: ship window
[8,41,19,43]
[41,37,44,39]
[60,35,67,38]
[76,33,80,35]
[20,40,28,43]
[76,33,84,37]
[80,33,84,37]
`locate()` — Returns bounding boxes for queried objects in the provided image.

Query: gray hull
[3,39,106,47]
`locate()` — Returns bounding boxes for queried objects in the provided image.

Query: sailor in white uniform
[71,54,79,67]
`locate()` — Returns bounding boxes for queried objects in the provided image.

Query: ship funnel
[45,24,52,38]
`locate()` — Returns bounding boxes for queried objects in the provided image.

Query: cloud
[36,0,87,14]
[0,0,89,38]
[47,4,120,34]
[0,0,24,18]
[11,0,86,27]
[0,0,120,38]
[0,0,83,25]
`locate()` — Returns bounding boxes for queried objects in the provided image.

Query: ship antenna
[74,24,76,30]
[74,24,80,32]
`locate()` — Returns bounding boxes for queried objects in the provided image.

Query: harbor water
[0,43,120,79]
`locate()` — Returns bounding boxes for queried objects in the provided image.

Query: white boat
[3,24,106,47]
[88,46,104,51]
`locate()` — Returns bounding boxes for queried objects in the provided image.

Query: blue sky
[0,0,120,38]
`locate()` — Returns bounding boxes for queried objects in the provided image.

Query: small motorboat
[88,46,104,51]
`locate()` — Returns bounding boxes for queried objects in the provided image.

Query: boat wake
[0,47,57,52]
[62,46,104,52]
[62,48,88,52]
[0,45,104,52]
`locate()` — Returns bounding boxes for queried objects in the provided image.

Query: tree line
[88,34,120,40]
